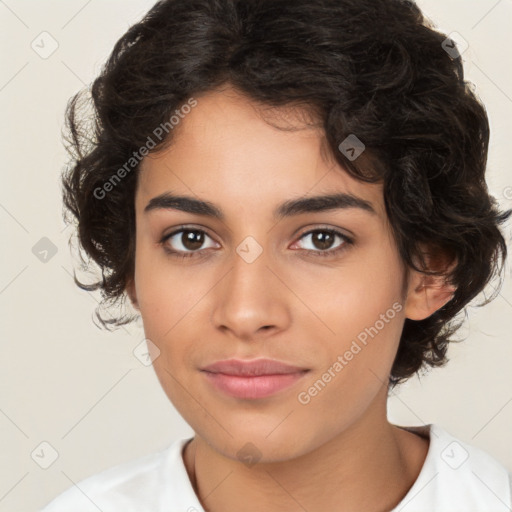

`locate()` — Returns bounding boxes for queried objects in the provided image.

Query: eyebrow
[144,191,376,220]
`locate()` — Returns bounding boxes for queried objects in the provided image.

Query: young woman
[41,0,511,510]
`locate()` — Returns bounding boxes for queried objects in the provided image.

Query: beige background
[1,1,511,511]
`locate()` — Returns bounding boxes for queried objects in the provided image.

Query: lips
[201,358,309,399]
[201,358,307,376]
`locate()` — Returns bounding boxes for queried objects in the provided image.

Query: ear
[404,245,457,321]
[126,277,140,311]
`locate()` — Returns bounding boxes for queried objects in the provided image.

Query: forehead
[136,86,386,220]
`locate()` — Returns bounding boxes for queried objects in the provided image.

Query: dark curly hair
[62,0,511,386]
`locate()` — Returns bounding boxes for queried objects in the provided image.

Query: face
[129,84,412,462]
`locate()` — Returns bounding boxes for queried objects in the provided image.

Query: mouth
[200,358,310,400]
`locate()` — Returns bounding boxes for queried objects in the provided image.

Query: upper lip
[201,358,308,376]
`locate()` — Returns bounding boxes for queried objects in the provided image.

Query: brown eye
[161,228,218,258]
[293,228,353,258]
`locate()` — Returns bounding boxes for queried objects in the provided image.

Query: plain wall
[1,1,511,511]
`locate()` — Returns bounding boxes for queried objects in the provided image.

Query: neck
[182,388,429,512]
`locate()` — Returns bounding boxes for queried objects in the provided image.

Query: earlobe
[404,248,457,321]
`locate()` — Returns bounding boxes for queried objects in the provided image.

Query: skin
[127,83,456,512]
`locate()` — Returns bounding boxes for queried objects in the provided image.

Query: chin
[196,419,322,466]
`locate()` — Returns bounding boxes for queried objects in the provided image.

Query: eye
[160,227,218,259]
[292,228,353,257]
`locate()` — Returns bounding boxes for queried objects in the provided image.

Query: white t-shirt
[39,424,512,512]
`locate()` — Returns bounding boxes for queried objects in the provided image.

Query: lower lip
[202,371,308,399]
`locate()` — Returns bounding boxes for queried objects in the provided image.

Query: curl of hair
[62,0,511,385]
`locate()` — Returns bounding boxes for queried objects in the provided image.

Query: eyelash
[159,225,354,260]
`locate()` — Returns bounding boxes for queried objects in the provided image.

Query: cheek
[308,243,404,342]
[306,239,406,386]
[133,247,218,393]
[134,241,202,333]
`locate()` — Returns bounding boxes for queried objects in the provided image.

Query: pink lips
[201,358,309,399]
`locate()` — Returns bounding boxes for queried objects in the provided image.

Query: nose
[210,243,291,342]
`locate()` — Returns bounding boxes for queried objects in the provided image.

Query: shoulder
[39,437,200,512]
[394,423,512,512]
